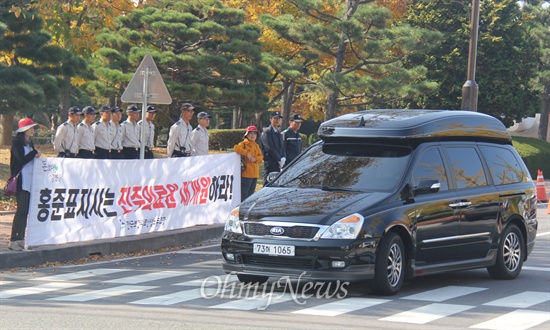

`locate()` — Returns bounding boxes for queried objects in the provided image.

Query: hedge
[512,136,550,179]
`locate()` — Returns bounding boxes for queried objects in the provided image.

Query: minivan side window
[479,146,524,184]
[446,147,487,189]
[411,148,448,191]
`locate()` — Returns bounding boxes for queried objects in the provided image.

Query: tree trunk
[254,112,263,131]
[59,78,72,122]
[281,80,295,130]
[539,90,549,141]
[0,113,15,147]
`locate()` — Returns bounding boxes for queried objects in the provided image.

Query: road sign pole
[140,66,150,160]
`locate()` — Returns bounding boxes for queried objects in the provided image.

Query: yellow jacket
[234,138,264,178]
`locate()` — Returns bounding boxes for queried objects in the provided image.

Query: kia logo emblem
[270,227,284,235]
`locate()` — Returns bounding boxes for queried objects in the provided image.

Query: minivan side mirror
[413,180,440,195]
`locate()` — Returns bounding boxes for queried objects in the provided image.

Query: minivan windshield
[271,142,412,192]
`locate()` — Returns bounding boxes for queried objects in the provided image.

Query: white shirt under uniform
[53,121,79,154]
[121,119,140,149]
[76,121,95,151]
[138,119,155,149]
[191,126,209,156]
[167,118,192,157]
[93,120,113,150]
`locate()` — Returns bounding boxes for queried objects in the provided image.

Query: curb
[0,224,224,270]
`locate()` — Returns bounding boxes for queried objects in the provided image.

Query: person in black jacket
[9,117,41,251]
[282,113,303,166]
[260,111,286,186]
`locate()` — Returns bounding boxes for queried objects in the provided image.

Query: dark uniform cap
[270,111,282,119]
[290,114,303,122]
[197,111,211,119]
[68,106,82,115]
[147,106,157,113]
[180,103,195,111]
[99,105,112,112]
[111,106,121,112]
[82,106,97,115]
[126,104,139,112]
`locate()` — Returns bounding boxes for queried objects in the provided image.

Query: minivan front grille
[244,223,319,239]
[243,255,315,268]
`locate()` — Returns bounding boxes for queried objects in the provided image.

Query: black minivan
[221,109,538,295]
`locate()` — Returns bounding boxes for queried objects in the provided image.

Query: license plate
[253,243,295,256]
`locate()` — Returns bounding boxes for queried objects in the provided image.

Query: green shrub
[209,129,247,150]
[512,136,550,179]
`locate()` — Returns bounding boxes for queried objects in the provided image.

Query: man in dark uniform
[260,111,285,186]
[282,113,303,166]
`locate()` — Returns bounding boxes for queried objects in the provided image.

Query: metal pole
[461,0,480,111]
[140,66,150,159]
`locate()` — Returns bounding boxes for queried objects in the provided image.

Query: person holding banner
[93,105,114,159]
[138,106,157,159]
[9,118,41,251]
[121,104,141,159]
[234,126,263,202]
[110,106,124,159]
[53,106,81,158]
[76,106,97,159]
[167,103,195,157]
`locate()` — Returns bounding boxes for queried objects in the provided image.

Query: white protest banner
[26,153,240,247]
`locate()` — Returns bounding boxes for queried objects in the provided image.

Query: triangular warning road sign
[121,54,172,105]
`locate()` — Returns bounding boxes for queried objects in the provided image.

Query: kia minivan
[221,109,538,295]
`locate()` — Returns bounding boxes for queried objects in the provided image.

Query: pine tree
[0,0,76,145]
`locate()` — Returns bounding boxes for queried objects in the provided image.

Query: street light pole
[461,0,480,111]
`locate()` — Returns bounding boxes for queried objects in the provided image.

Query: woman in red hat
[234,126,264,202]
[8,117,41,251]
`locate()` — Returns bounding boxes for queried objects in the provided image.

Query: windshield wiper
[320,186,360,192]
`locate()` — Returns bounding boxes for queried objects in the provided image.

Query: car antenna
[358,116,366,127]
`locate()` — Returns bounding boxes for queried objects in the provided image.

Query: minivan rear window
[479,146,525,184]
[271,143,411,192]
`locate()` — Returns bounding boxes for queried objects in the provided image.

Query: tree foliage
[259,0,442,120]
[404,0,541,124]
[0,0,78,145]
[88,0,270,128]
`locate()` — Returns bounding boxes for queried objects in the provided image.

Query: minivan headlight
[320,213,364,239]
[224,206,242,234]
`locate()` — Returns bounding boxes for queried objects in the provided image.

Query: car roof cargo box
[318,109,511,143]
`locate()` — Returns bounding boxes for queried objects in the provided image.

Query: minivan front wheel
[487,224,524,280]
[371,232,404,295]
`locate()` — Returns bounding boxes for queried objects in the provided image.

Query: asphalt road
[0,208,549,330]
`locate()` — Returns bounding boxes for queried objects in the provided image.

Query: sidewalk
[0,212,224,270]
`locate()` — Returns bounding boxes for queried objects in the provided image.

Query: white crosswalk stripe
[131,287,226,306]
[402,286,487,302]
[293,297,390,316]
[470,309,550,330]
[209,292,295,310]
[0,282,85,299]
[483,291,550,308]
[30,268,126,281]
[380,303,475,324]
[103,270,196,284]
[1,268,549,330]
[48,285,157,302]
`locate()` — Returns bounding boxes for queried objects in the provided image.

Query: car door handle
[449,201,472,208]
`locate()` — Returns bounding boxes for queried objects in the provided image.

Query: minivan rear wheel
[487,224,524,280]
[237,274,269,285]
[370,232,404,295]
